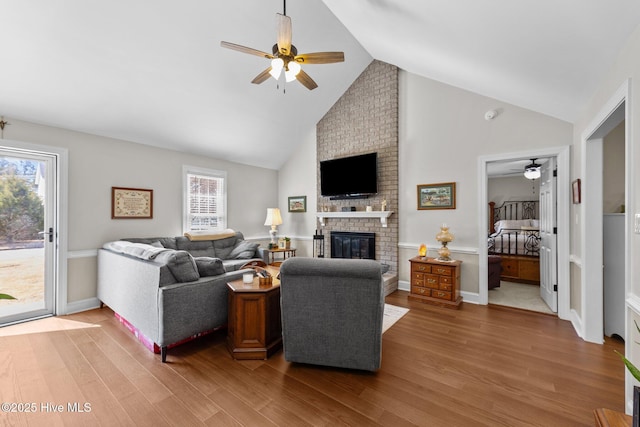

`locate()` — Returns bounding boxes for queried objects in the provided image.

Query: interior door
[539,157,558,312]
[0,148,57,325]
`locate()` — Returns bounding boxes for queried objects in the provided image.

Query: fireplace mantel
[316,211,393,228]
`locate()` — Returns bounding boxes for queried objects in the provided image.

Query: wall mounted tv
[320,152,378,199]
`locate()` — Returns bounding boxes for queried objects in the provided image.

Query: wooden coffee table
[226,266,282,360]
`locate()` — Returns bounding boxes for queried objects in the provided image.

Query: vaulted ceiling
[1,0,639,170]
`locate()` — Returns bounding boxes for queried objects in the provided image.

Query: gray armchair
[278,257,385,371]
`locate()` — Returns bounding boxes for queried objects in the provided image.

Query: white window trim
[182,165,227,234]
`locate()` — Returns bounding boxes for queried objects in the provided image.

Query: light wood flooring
[0,291,625,426]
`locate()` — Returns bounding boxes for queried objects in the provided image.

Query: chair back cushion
[279,257,384,371]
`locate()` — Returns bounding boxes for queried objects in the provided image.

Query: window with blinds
[183,166,226,232]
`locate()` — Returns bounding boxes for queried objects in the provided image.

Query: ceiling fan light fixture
[524,159,541,180]
[285,61,301,82]
[269,58,284,79]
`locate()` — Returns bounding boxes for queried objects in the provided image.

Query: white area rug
[382,303,409,333]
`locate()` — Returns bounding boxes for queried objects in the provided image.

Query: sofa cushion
[121,237,178,250]
[194,257,225,277]
[175,236,216,258]
[154,250,200,283]
[228,240,260,259]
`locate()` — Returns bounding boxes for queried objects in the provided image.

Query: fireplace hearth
[330,231,375,260]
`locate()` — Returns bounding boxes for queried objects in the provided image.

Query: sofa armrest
[98,249,164,343]
[256,247,270,265]
[157,269,249,345]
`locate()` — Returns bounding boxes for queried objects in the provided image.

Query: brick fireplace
[316,60,398,275]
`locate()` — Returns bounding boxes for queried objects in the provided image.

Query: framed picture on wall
[112,187,153,219]
[288,196,307,212]
[417,182,456,210]
[572,179,581,204]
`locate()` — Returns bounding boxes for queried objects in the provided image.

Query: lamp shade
[264,208,283,226]
[269,58,284,80]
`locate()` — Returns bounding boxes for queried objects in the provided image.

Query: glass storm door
[0,148,57,325]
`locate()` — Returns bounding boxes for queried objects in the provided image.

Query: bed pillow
[494,219,532,233]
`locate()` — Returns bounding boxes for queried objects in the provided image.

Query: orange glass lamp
[435,224,454,261]
[418,243,427,258]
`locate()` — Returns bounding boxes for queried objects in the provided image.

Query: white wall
[277,127,318,257]
[488,175,540,210]
[570,22,640,410]
[278,70,573,297]
[397,72,572,295]
[2,118,278,305]
[603,120,626,213]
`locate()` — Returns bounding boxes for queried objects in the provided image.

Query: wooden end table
[226,266,282,360]
[264,247,296,265]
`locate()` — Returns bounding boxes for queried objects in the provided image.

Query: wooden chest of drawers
[408,256,462,309]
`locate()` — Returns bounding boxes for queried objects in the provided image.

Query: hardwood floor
[0,291,625,426]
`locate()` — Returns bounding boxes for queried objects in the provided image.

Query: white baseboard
[65,297,101,315]
[570,309,584,339]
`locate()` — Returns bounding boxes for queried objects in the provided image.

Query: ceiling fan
[220,0,344,90]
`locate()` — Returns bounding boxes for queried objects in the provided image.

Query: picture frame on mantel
[111,187,153,219]
[417,182,456,210]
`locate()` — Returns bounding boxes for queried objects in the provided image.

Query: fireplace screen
[330,231,375,260]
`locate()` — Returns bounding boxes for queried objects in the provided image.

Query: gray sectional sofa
[97,231,268,362]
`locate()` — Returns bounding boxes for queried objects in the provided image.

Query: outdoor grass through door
[0,149,57,325]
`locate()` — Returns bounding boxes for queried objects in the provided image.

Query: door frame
[0,138,68,316]
[581,79,630,345]
[477,145,571,320]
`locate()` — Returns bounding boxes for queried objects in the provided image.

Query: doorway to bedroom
[478,146,570,320]
[486,157,556,314]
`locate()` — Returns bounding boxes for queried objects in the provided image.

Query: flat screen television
[320,152,378,199]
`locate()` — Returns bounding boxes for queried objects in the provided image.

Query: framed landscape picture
[417,182,456,210]
[288,196,307,212]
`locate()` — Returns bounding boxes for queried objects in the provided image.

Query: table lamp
[264,208,283,248]
[436,223,454,261]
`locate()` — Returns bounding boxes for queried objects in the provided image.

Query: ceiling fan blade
[220,41,273,59]
[276,13,292,56]
[295,52,345,64]
[296,69,318,90]
[251,67,272,85]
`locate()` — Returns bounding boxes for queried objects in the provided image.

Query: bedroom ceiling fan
[220,0,344,90]
[524,159,541,180]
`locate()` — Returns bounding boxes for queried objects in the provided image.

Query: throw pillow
[194,257,225,277]
[228,240,259,259]
[155,250,200,283]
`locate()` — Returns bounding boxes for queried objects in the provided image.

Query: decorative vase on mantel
[435,224,454,262]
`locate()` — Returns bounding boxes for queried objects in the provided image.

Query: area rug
[382,303,409,333]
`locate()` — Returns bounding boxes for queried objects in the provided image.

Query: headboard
[488,200,538,234]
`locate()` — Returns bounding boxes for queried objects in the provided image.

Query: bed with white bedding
[488,201,540,285]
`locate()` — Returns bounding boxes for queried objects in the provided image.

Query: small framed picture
[417,182,456,210]
[112,187,153,219]
[572,179,581,204]
[288,196,307,212]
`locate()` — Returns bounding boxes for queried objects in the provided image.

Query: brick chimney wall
[316,60,399,272]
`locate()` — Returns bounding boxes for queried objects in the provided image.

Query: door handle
[38,227,54,242]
